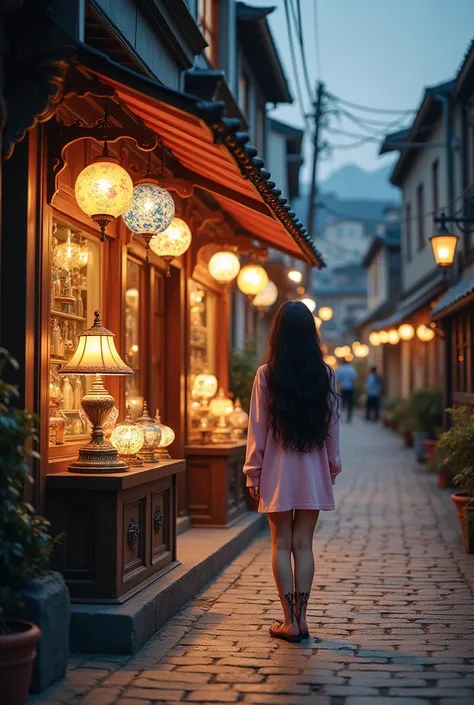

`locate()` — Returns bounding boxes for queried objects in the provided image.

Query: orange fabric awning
[72,45,323,266]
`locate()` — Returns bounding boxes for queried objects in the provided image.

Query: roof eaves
[455,39,474,97]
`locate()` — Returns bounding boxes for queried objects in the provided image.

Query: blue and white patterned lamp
[122,180,175,260]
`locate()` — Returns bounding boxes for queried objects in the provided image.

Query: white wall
[367,249,387,312]
[323,221,368,267]
[266,130,289,200]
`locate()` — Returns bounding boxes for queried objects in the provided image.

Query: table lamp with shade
[58,310,134,473]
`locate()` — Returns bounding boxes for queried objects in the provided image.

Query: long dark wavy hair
[265,301,338,452]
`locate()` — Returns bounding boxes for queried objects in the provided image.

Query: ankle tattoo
[296,591,310,620]
[284,592,296,623]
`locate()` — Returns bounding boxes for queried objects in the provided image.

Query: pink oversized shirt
[243,365,342,513]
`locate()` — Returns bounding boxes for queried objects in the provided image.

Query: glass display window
[188,280,217,437]
[49,217,101,446]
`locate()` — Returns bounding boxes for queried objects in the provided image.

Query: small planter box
[451,493,474,554]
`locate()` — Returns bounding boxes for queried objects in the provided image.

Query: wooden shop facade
[0,4,322,629]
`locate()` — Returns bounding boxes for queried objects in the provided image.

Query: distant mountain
[317,164,400,202]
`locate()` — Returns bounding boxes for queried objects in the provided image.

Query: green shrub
[229,337,259,412]
[435,406,474,502]
[408,387,443,438]
[0,348,56,632]
[395,399,416,434]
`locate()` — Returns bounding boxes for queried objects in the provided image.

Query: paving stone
[185,691,239,702]
[79,687,121,704]
[346,700,431,705]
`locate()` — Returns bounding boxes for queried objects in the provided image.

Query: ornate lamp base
[156,446,172,460]
[138,448,159,463]
[118,454,143,467]
[69,374,130,474]
[211,426,232,444]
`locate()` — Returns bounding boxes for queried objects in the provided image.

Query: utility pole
[305,80,325,289]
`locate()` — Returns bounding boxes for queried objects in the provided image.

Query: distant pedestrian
[336,357,358,422]
[365,366,383,422]
[243,301,341,643]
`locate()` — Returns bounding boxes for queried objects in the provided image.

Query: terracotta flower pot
[423,438,437,463]
[0,620,41,705]
[403,432,413,448]
[437,471,450,489]
[413,431,429,463]
[451,493,474,554]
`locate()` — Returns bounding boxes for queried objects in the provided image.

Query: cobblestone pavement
[33,418,474,705]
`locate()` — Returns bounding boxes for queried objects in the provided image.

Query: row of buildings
[352,40,474,406]
[0,0,319,660]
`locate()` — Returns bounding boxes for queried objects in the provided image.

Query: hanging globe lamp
[252,280,278,315]
[149,217,192,277]
[369,331,381,347]
[318,306,333,321]
[122,180,175,261]
[300,296,316,313]
[398,323,415,341]
[237,263,269,299]
[75,145,134,241]
[417,324,435,342]
[208,249,241,284]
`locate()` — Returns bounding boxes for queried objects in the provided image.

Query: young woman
[243,300,341,643]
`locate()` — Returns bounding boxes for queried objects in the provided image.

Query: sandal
[269,620,301,643]
[296,591,311,639]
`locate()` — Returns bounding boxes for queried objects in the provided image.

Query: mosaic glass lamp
[210,388,234,443]
[154,409,176,459]
[122,180,175,261]
[110,407,145,466]
[136,401,162,463]
[149,216,192,277]
[228,398,249,441]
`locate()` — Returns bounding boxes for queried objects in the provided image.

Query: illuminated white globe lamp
[75,148,134,241]
[417,324,435,342]
[209,388,234,443]
[318,306,333,322]
[110,407,145,466]
[149,216,192,277]
[122,180,175,261]
[208,249,241,284]
[398,323,415,341]
[192,370,218,434]
[228,398,249,441]
[252,280,278,315]
[388,329,400,345]
[300,296,316,313]
[237,263,269,299]
[369,331,381,347]
[288,269,303,284]
[379,330,389,344]
[154,409,176,460]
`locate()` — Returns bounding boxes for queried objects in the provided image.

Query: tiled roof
[431,265,474,318]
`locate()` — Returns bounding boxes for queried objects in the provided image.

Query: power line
[283,0,311,126]
[286,0,315,104]
[335,109,412,137]
[313,0,322,80]
[326,90,417,115]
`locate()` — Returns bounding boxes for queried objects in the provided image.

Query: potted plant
[427,449,453,489]
[381,396,402,430]
[396,400,415,447]
[435,407,474,553]
[0,349,56,704]
[408,387,443,463]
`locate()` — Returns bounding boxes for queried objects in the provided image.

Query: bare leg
[292,510,320,636]
[267,511,299,638]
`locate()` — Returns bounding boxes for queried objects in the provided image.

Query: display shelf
[51,309,86,322]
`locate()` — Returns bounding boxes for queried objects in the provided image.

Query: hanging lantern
[237,263,268,298]
[318,306,333,322]
[388,329,400,345]
[354,344,369,358]
[75,149,134,241]
[52,230,82,271]
[369,331,381,347]
[300,296,316,313]
[398,323,415,341]
[208,249,241,283]
[252,281,278,314]
[417,324,435,342]
[288,269,303,284]
[379,330,389,344]
[122,180,175,261]
[325,355,337,367]
[149,217,192,277]
[430,220,459,269]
